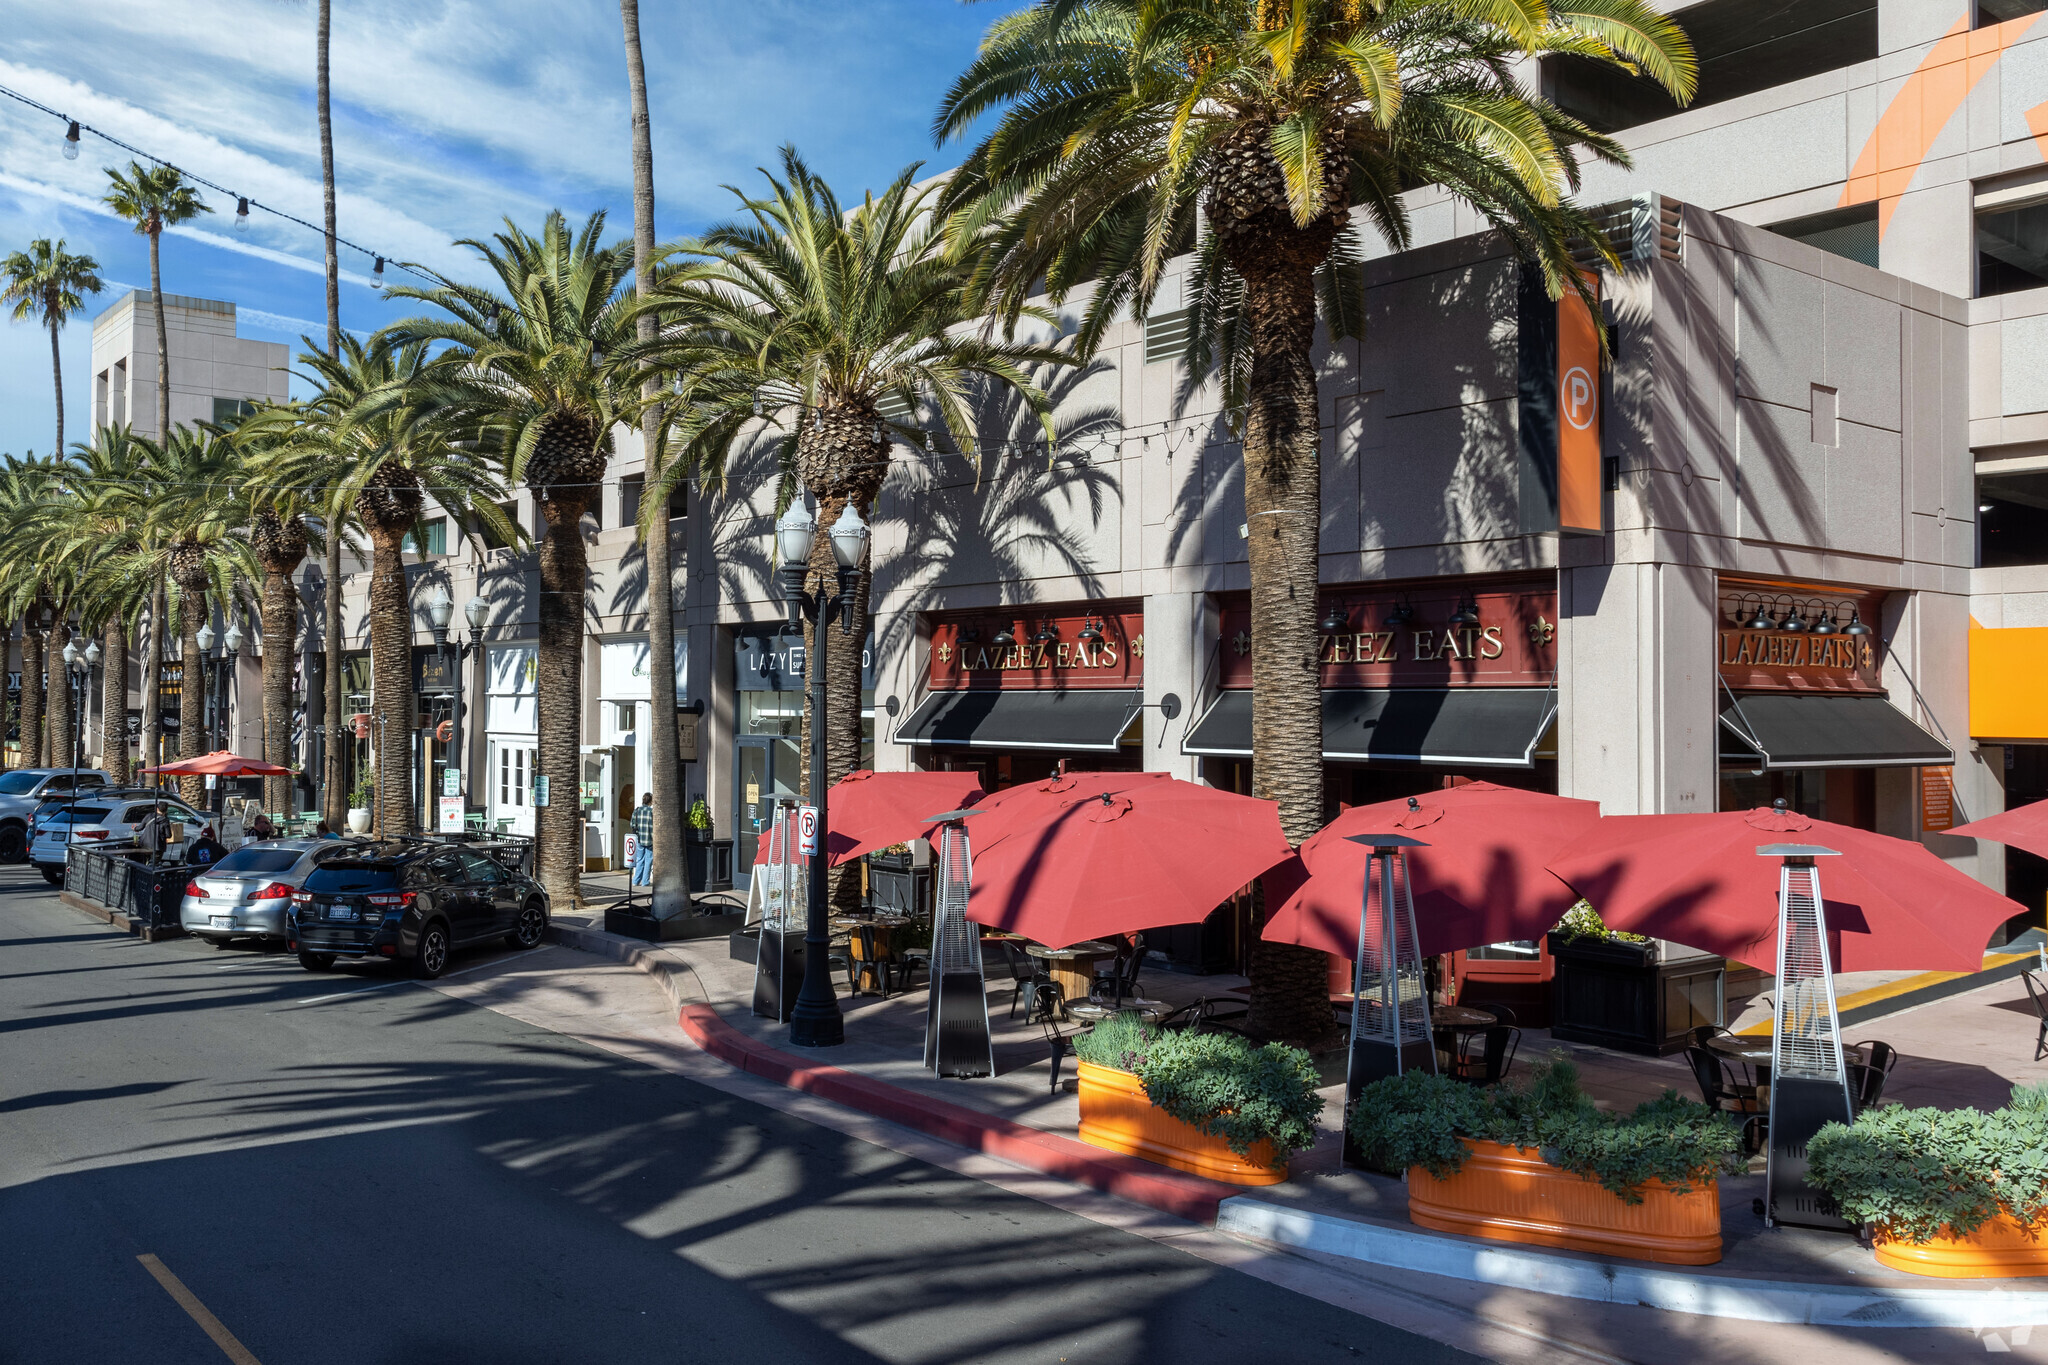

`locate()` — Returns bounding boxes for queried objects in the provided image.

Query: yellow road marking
[137,1254,262,1365]
[1735,949,2038,1036]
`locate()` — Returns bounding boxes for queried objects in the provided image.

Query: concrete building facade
[87,291,289,439]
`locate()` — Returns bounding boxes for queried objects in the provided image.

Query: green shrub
[1552,900,1648,945]
[1074,1013,1325,1159]
[348,773,374,810]
[1350,1057,1743,1203]
[1807,1083,2048,1243]
[687,798,712,831]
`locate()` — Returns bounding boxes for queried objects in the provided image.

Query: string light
[752,391,763,417]
[62,120,79,160]
[234,197,250,233]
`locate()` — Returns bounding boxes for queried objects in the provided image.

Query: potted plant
[1546,902,1726,1056]
[1808,1084,2048,1277]
[867,841,914,871]
[1351,1059,1743,1265]
[1072,1012,1323,1186]
[686,798,713,842]
[345,774,373,834]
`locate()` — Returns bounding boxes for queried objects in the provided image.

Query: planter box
[1547,933,1725,1057]
[1874,1213,2048,1278]
[1075,1060,1286,1187]
[1407,1138,1722,1266]
[606,908,747,942]
[870,865,931,917]
[686,838,734,892]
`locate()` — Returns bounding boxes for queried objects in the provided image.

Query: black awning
[894,689,1143,751]
[1719,693,1953,769]
[1182,688,1556,768]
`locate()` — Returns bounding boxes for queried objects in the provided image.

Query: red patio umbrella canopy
[1263,782,1602,958]
[1951,798,2048,861]
[964,776,1293,949]
[956,769,1174,857]
[1545,805,2024,973]
[141,750,292,777]
[823,769,985,867]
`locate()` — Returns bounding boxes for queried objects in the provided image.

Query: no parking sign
[623,832,639,865]
[796,804,819,856]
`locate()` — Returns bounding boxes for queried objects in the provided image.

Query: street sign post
[796,803,820,856]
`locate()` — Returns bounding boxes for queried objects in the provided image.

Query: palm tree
[382,213,640,903]
[244,335,511,837]
[103,162,210,441]
[617,0,690,920]
[936,0,1693,1041]
[0,454,83,771]
[639,150,1069,906]
[59,424,158,785]
[1,239,104,456]
[233,407,318,814]
[317,0,346,825]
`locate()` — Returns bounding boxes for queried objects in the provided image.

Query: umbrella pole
[924,819,994,1079]
[1345,837,1437,1169]
[1760,844,1855,1232]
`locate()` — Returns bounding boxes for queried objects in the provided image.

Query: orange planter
[1406,1139,1722,1265]
[1874,1212,2048,1278]
[1075,1061,1287,1186]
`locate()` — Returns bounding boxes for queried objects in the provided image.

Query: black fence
[64,848,189,932]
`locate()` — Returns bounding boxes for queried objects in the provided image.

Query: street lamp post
[196,621,217,752]
[425,584,489,833]
[774,499,870,1049]
[62,638,94,789]
[222,622,242,761]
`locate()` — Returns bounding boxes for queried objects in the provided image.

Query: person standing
[630,792,655,888]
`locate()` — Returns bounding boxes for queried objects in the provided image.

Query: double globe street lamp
[194,620,243,756]
[774,498,870,1049]
[425,585,490,829]
[60,635,100,787]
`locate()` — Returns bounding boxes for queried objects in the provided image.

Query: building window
[1978,470,2048,567]
[1976,179,2048,296]
[1766,203,1877,268]
[498,746,528,807]
[401,517,447,557]
[1544,0,1877,134]
[211,396,257,425]
[1144,309,1191,366]
[1979,0,2048,26]
[621,474,643,527]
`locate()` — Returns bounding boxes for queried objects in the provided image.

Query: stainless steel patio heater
[1758,842,1855,1232]
[923,809,995,1078]
[750,799,806,1022]
[1344,832,1435,1165]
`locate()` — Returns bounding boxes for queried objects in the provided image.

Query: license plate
[209,915,231,929]
[328,904,357,922]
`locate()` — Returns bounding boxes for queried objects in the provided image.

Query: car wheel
[39,865,63,886]
[413,921,450,980]
[507,901,546,950]
[0,825,24,863]
[297,951,335,972]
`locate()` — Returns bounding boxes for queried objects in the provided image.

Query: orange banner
[1557,277,1602,535]
[1921,767,1955,833]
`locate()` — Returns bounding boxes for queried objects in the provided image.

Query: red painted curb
[676,1004,1229,1223]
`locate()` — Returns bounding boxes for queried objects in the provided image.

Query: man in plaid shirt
[629,792,655,886]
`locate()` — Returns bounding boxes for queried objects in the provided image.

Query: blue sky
[0,0,1015,455]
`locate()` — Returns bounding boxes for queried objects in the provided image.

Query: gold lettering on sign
[1056,643,1071,668]
[1478,625,1504,659]
[1412,630,1435,660]
[1372,632,1394,662]
[1100,643,1117,667]
[1439,631,1463,661]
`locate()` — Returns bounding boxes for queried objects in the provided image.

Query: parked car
[30,794,205,885]
[288,840,550,978]
[180,839,365,948]
[0,768,111,863]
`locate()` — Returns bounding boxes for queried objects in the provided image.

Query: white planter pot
[346,808,372,834]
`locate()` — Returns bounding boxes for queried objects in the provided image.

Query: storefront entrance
[734,733,800,880]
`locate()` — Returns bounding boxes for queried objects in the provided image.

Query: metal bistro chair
[1847,1040,1899,1110]
[1090,934,1146,1004]
[847,925,900,998]
[1000,939,1059,1021]
[1686,1046,1766,1119]
[1447,1025,1521,1085]
[2025,971,2048,1062]
[1040,1000,1083,1095]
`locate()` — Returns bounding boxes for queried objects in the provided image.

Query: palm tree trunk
[21,628,43,769]
[319,0,339,362]
[261,567,297,814]
[808,497,868,914]
[323,532,344,825]
[149,231,169,442]
[620,0,687,919]
[1237,249,1338,1045]
[179,603,205,806]
[535,493,588,905]
[101,616,128,783]
[140,579,164,775]
[46,617,70,774]
[48,316,64,457]
[0,623,12,772]
[366,528,416,836]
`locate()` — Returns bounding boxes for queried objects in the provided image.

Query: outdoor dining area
[724,764,2048,1279]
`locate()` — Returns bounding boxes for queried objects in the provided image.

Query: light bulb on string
[62,121,80,160]
[752,391,762,418]
[373,256,386,289]
[235,197,250,232]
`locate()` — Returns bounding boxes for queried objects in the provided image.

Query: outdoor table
[1026,940,1118,1004]
[1065,997,1171,1025]
[1704,1032,1775,1088]
[1431,1005,1497,1031]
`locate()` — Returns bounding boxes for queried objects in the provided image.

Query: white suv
[32,794,204,885]
[0,769,111,863]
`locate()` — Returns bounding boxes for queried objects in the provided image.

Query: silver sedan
[181,839,361,947]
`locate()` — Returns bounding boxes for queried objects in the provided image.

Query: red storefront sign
[1217,580,1558,689]
[1717,579,1884,695]
[927,607,1144,690]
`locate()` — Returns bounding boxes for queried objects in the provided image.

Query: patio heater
[1758,842,1855,1232]
[750,798,806,1022]
[1343,832,1435,1167]
[922,809,994,1079]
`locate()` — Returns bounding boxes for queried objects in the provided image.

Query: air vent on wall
[1143,308,1192,366]
[1569,193,1682,270]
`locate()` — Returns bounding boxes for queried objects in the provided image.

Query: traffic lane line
[136,1254,263,1365]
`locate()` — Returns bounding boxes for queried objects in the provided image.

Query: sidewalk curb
[59,889,173,941]
[546,920,1229,1221]
[1216,1198,2048,1329]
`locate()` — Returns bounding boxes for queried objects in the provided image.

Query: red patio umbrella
[953,769,1173,856]
[964,776,1293,948]
[823,769,985,867]
[1545,804,2023,973]
[1263,782,1602,958]
[1951,799,2048,861]
[141,750,293,777]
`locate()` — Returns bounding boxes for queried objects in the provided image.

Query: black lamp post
[774,497,869,1049]
[425,584,489,831]
[62,637,95,787]
[196,621,217,750]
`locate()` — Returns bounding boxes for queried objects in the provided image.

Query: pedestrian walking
[630,792,655,887]
[134,801,170,862]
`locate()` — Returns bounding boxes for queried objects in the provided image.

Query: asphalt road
[0,866,1483,1365]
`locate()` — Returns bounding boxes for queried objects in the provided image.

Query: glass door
[735,734,801,883]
